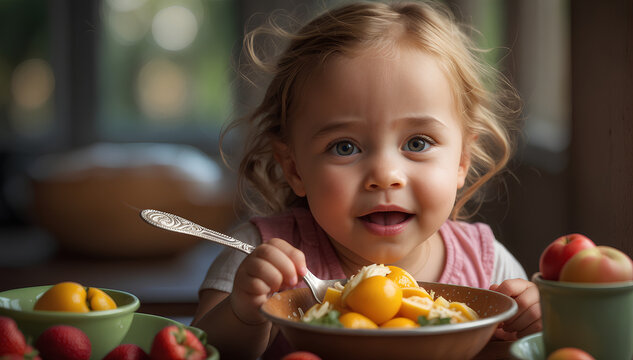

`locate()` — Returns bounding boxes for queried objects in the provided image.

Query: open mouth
[360,211,413,226]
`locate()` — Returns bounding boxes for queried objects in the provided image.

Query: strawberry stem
[173,325,187,344]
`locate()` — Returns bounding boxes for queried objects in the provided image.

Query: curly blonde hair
[221,1,520,220]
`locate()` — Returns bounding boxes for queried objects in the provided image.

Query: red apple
[547,347,595,360]
[539,234,596,280]
[559,245,633,283]
[281,351,322,360]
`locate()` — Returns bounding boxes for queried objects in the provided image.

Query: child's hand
[230,237,308,325]
[489,279,542,340]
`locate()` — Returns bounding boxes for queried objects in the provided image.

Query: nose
[363,155,407,191]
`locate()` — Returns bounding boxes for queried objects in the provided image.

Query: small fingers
[250,243,297,289]
[268,237,308,278]
[503,283,540,325]
[491,278,531,297]
[492,327,518,341]
[240,254,284,294]
[503,301,542,335]
[230,238,306,325]
[238,238,306,295]
[516,318,543,338]
[490,279,542,337]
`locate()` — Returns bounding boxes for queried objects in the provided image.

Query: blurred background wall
[0,0,631,278]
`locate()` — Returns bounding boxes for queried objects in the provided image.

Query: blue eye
[332,141,358,156]
[404,136,431,152]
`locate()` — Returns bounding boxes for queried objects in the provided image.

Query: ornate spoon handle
[140,209,255,254]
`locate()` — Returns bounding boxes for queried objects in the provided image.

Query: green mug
[533,273,633,360]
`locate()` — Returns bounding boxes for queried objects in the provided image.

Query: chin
[364,248,410,265]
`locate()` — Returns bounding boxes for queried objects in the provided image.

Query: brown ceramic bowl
[261,281,517,360]
[26,143,236,258]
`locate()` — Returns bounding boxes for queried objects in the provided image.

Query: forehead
[291,46,459,134]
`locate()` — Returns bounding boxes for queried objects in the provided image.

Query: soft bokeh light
[136,58,188,121]
[106,0,148,12]
[11,58,55,110]
[104,2,152,45]
[151,5,199,51]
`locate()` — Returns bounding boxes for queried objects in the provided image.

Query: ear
[273,141,306,197]
[456,140,473,189]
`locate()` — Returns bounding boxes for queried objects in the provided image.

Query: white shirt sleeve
[199,222,262,294]
[490,240,528,285]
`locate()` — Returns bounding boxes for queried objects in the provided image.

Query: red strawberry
[0,346,41,360]
[281,351,322,360]
[35,325,91,360]
[0,355,24,360]
[23,346,41,360]
[0,317,27,356]
[149,326,206,360]
[103,344,150,360]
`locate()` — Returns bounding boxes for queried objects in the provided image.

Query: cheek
[304,166,355,202]
[411,167,459,207]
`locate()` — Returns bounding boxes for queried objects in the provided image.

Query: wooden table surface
[474,340,515,360]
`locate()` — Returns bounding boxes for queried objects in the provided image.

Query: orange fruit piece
[449,302,479,321]
[386,266,418,288]
[339,312,378,329]
[87,287,117,311]
[433,295,450,308]
[322,287,347,314]
[397,296,433,322]
[380,317,419,329]
[34,282,90,312]
[33,282,118,312]
[323,287,341,304]
[401,287,432,300]
[344,276,402,325]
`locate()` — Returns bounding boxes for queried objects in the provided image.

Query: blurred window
[0,0,568,162]
[98,0,237,149]
[0,0,54,152]
[515,0,570,172]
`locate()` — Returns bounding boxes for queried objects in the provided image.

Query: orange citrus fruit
[386,266,418,288]
[87,287,117,311]
[344,276,402,325]
[33,282,117,312]
[380,317,418,329]
[34,282,90,312]
[339,312,378,329]
[397,296,433,322]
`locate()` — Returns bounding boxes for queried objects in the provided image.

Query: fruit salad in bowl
[301,264,480,329]
[261,265,517,360]
[0,282,139,360]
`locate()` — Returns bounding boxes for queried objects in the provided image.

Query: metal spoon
[140,209,341,303]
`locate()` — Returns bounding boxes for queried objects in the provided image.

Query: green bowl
[123,313,219,360]
[510,332,545,360]
[0,285,139,360]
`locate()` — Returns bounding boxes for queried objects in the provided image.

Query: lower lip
[360,216,412,236]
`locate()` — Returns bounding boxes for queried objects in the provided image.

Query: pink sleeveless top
[251,207,495,359]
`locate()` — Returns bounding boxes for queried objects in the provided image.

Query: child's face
[277,45,470,264]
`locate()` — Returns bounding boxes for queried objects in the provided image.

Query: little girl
[193,2,541,358]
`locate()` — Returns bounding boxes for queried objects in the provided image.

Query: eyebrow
[311,118,361,139]
[312,115,449,138]
[399,115,450,130]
